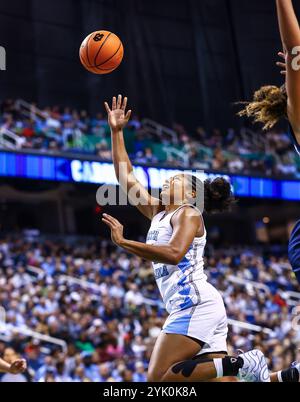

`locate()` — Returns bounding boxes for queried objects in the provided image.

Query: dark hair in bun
[204,177,236,214]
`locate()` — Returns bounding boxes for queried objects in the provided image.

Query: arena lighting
[0,151,299,201]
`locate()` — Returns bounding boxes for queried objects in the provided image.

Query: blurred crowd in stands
[0,235,299,382]
[1,99,299,178]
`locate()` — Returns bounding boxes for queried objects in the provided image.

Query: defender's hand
[104,95,132,131]
[276,51,287,75]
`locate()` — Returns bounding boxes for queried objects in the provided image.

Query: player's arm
[0,357,27,374]
[104,95,161,220]
[276,0,300,140]
[102,208,203,265]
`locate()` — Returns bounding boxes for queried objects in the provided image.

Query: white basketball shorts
[162,281,228,356]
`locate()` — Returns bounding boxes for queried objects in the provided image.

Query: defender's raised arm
[276,0,300,139]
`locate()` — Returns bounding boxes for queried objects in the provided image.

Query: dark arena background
[0,0,299,385]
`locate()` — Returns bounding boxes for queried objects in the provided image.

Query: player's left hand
[102,214,125,246]
[9,359,27,374]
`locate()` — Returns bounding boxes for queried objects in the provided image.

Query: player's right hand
[104,95,132,132]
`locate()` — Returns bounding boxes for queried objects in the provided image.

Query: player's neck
[165,203,184,214]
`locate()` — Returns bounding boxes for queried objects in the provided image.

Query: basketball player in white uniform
[146,203,228,357]
[102,95,270,382]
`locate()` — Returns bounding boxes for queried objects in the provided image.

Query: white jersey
[146,204,208,314]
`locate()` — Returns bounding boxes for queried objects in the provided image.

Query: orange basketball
[79,30,124,75]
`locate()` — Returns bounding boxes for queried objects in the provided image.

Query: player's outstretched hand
[104,95,132,132]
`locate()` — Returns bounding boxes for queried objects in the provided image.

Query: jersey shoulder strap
[169,204,206,237]
[170,204,200,220]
